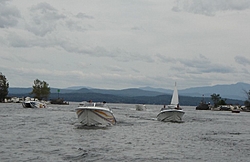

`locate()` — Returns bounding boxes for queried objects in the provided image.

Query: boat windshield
[80,102,106,107]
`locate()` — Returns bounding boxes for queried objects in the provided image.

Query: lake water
[0,102,249,162]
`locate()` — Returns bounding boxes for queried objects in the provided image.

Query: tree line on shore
[0,72,50,102]
[1,72,250,107]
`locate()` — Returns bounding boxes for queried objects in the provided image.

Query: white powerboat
[231,105,241,113]
[22,100,47,108]
[22,97,47,108]
[135,104,146,111]
[157,82,185,122]
[75,101,116,126]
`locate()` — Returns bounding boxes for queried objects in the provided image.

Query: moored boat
[241,106,250,112]
[219,105,231,111]
[231,105,241,113]
[50,98,69,105]
[196,102,210,110]
[196,100,211,110]
[22,100,47,108]
[196,95,211,110]
[135,104,146,111]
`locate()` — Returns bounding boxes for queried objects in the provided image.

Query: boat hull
[232,110,240,113]
[231,105,241,113]
[157,109,185,122]
[22,101,46,108]
[76,107,116,126]
[196,103,210,110]
[135,104,146,111]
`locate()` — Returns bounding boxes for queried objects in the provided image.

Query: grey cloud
[155,53,177,63]
[131,26,144,31]
[171,66,186,71]
[57,42,115,58]
[30,2,66,22]
[172,54,234,74]
[0,0,20,28]
[235,56,250,66]
[6,33,30,47]
[172,0,250,16]
[65,20,86,32]
[128,53,154,63]
[131,68,140,73]
[0,0,9,3]
[179,54,210,68]
[26,25,55,37]
[199,65,234,73]
[131,27,140,30]
[6,31,58,48]
[5,31,153,63]
[30,2,55,12]
[105,65,125,72]
[66,13,95,32]
[240,68,250,74]
[5,32,105,55]
[60,43,155,63]
[0,55,13,62]
[76,13,94,19]
[26,2,66,36]
[26,3,94,35]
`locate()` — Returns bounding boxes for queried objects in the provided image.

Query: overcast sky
[1,0,250,90]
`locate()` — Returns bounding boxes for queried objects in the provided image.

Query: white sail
[170,82,179,105]
[157,82,184,122]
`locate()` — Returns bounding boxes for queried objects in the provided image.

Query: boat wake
[74,123,111,130]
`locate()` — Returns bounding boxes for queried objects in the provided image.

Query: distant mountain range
[139,82,250,100]
[8,82,250,105]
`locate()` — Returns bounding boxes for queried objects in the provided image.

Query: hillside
[8,82,247,106]
[140,82,250,100]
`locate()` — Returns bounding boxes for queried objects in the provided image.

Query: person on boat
[161,105,166,111]
[102,101,107,106]
[175,104,181,110]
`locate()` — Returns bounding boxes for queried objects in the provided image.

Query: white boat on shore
[231,105,241,113]
[22,97,47,108]
[75,101,116,126]
[157,82,185,122]
[135,104,146,111]
[22,100,47,108]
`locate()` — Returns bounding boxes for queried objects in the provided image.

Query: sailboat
[157,82,185,122]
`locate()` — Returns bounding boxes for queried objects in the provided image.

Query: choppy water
[0,102,250,162]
